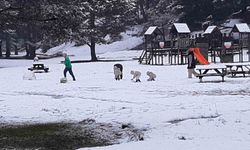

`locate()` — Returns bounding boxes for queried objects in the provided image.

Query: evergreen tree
[177,0,214,29]
[177,0,250,29]
[73,0,131,61]
[41,0,131,61]
[0,0,20,58]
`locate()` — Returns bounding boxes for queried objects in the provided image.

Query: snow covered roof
[204,26,217,34]
[173,23,191,33]
[144,26,158,35]
[234,23,250,33]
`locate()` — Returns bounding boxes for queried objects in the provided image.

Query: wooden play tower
[139,23,191,65]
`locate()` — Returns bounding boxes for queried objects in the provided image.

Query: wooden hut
[203,26,226,63]
[139,26,166,65]
[232,23,250,48]
[168,23,191,65]
[170,23,191,48]
[144,26,165,50]
[231,23,250,61]
[203,26,222,49]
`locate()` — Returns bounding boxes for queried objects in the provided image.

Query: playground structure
[139,23,191,65]
[139,23,250,65]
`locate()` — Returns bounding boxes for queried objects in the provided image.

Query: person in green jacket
[63,53,76,81]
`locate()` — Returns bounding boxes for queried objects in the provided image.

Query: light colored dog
[113,64,123,80]
[131,70,141,82]
[114,66,122,80]
[147,71,156,81]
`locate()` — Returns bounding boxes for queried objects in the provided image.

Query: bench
[227,70,250,77]
[28,63,49,73]
[196,67,227,82]
[226,64,250,77]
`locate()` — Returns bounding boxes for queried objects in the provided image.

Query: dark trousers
[64,68,76,80]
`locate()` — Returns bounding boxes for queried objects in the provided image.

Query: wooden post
[0,40,2,57]
[162,52,164,65]
[239,33,243,62]
[248,34,250,62]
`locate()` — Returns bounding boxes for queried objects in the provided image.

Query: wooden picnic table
[196,67,227,82]
[28,63,49,73]
[226,64,250,77]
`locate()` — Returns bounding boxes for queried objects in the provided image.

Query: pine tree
[73,0,131,61]
[41,0,131,61]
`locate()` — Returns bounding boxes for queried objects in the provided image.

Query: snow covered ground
[1,30,250,149]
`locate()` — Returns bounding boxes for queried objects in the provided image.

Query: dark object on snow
[114,64,123,80]
[178,136,186,140]
[79,118,96,124]
[60,77,67,83]
[28,63,49,73]
[121,123,132,129]
[138,134,144,141]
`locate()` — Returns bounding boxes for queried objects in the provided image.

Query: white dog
[147,71,156,81]
[131,70,141,82]
[114,66,122,80]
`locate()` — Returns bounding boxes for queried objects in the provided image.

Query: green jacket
[64,56,72,68]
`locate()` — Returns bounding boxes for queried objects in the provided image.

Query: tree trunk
[138,0,147,22]
[90,37,97,61]
[30,44,36,59]
[25,42,30,58]
[13,39,18,55]
[0,40,2,57]
[6,35,11,58]
[89,12,97,61]
[14,45,18,55]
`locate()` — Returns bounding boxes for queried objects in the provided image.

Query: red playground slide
[189,48,209,65]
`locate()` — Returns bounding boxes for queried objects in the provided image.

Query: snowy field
[1,30,250,149]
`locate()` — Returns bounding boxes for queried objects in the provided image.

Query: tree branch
[0,6,22,14]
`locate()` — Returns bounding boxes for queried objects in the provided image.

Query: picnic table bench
[196,67,227,82]
[226,64,250,77]
[28,63,49,73]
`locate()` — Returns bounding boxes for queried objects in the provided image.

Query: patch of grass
[0,123,109,149]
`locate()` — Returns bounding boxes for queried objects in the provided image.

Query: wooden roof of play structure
[172,23,191,33]
[204,26,218,34]
[144,26,164,42]
[144,26,164,37]
[144,26,158,35]
[232,23,250,33]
